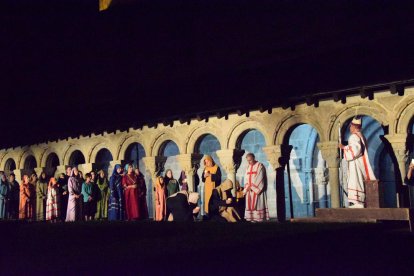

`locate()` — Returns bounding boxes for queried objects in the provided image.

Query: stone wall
[2,87,414,219]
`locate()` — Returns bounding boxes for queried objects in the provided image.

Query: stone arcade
[1,85,414,220]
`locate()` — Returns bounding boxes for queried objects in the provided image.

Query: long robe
[58,176,69,221]
[108,172,124,221]
[137,174,149,219]
[122,173,140,220]
[95,177,109,219]
[0,182,10,219]
[46,185,60,221]
[165,177,179,197]
[155,184,166,221]
[36,180,48,221]
[166,192,196,222]
[202,165,221,214]
[66,175,82,222]
[343,131,376,206]
[209,183,240,223]
[19,182,36,220]
[243,161,269,222]
[7,180,20,219]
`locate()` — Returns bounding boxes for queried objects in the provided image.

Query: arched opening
[69,150,86,167]
[194,134,222,216]
[283,124,328,219]
[235,129,276,218]
[341,115,398,208]
[95,148,113,176]
[124,143,146,170]
[4,158,16,176]
[45,153,59,177]
[159,140,181,184]
[22,155,37,177]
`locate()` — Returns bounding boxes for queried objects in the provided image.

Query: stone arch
[0,152,17,170]
[328,103,389,141]
[18,149,38,170]
[40,147,62,168]
[117,134,148,160]
[393,95,414,134]
[227,119,272,149]
[274,114,325,145]
[186,125,224,154]
[63,145,87,166]
[3,158,17,174]
[89,142,116,164]
[151,132,183,156]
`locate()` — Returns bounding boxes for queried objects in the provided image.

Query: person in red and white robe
[339,116,376,208]
[243,153,269,222]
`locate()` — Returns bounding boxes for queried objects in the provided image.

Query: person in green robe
[164,169,179,197]
[36,172,48,221]
[95,170,109,220]
[0,172,10,220]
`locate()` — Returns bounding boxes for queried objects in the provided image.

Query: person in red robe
[122,164,140,220]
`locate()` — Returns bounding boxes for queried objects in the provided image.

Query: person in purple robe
[66,167,82,222]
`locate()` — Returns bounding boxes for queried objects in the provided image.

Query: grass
[1,221,414,275]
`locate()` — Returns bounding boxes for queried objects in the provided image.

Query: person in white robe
[339,116,376,208]
[243,153,269,222]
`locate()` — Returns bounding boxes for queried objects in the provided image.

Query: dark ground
[1,221,414,275]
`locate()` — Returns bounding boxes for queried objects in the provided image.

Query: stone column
[34,167,44,177]
[263,145,287,221]
[55,165,67,177]
[385,134,409,207]
[176,153,203,192]
[78,163,95,175]
[216,149,245,195]
[13,169,23,182]
[318,141,341,208]
[385,134,408,182]
[143,156,167,218]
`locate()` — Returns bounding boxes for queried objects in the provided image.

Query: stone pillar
[176,153,203,192]
[143,156,167,218]
[313,167,329,208]
[385,134,409,207]
[318,141,341,208]
[34,167,44,177]
[78,163,95,175]
[55,165,67,177]
[263,145,287,221]
[13,169,23,182]
[216,149,245,195]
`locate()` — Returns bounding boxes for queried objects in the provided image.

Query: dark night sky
[2,0,414,148]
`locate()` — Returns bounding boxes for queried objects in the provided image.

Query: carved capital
[317,141,339,168]
[263,145,287,169]
[216,149,245,174]
[176,153,203,174]
[385,134,408,162]
[143,156,167,178]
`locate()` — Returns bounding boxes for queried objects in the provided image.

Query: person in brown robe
[19,174,36,221]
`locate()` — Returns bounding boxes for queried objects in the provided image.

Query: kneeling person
[166,191,200,222]
[208,179,241,222]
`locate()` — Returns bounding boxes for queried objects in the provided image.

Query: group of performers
[154,153,270,223]
[0,165,149,222]
[0,116,395,223]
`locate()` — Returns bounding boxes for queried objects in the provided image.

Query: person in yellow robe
[201,155,221,215]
